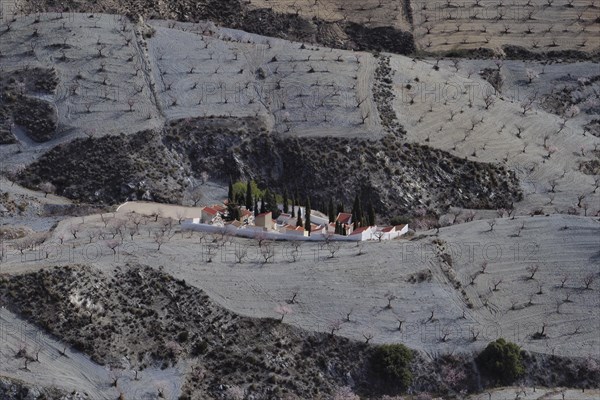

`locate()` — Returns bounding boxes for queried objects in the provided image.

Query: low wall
[181,222,361,242]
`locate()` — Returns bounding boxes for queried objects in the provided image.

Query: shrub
[190,340,208,356]
[390,216,411,225]
[476,338,524,384]
[371,344,413,390]
[177,330,189,343]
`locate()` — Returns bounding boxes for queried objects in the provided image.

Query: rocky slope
[16,117,522,218]
[0,264,596,399]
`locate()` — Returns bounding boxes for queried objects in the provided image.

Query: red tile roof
[381,226,395,233]
[212,204,226,212]
[256,212,272,217]
[202,207,219,216]
[336,212,352,224]
[349,226,370,235]
[395,224,407,231]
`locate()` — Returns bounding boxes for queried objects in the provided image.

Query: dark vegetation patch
[540,75,600,118]
[0,67,59,143]
[17,116,522,216]
[406,269,433,283]
[17,130,186,204]
[165,117,522,220]
[579,158,600,176]
[438,47,499,59]
[502,45,600,62]
[11,94,57,142]
[342,23,415,54]
[0,264,373,399]
[585,119,600,138]
[0,107,15,144]
[373,55,404,137]
[0,376,78,400]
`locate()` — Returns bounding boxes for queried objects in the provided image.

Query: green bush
[190,339,208,356]
[476,338,524,384]
[177,330,189,343]
[390,216,411,226]
[371,344,413,390]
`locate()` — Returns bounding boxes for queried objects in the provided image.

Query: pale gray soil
[1,208,598,361]
[0,309,187,400]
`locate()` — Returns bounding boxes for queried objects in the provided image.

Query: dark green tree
[236,192,245,206]
[371,344,413,391]
[476,339,524,384]
[337,203,344,215]
[328,198,335,223]
[304,198,311,235]
[296,209,303,227]
[352,195,364,230]
[368,202,376,226]
[283,189,289,214]
[227,179,234,203]
[226,203,241,221]
[260,197,266,214]
[254,197,259,217]
[263,188,280,218]
[245,181,252,210]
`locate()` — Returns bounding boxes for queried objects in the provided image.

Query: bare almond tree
[234,245,247,263]
[106,240,119,255]
[261,241,275,263]
[521,96,535,115]
[483,92,495,109]
[492,279,502,291]
[69,224,81,239]
[274,304,292,322]
[583,274,595,290]
[526,265,539,280]
[153,231,168,251]
[385,291,397,309]
[39,182,56,197]
[328,320,343,337]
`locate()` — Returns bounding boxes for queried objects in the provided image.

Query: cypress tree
[245,181,252,210]
[228,179,234,203]
[254,197,259,217]
[227,203,241,221]
[337,203,344,214]
[291,201,295,217]
[328,198,335,223]
[240,192,246,205]
[351,195,360,229]
[283,189,289,214]
[296,209,303,227]
[368,202,376,226]
[304,198,311,235]
[260,197,266,214]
